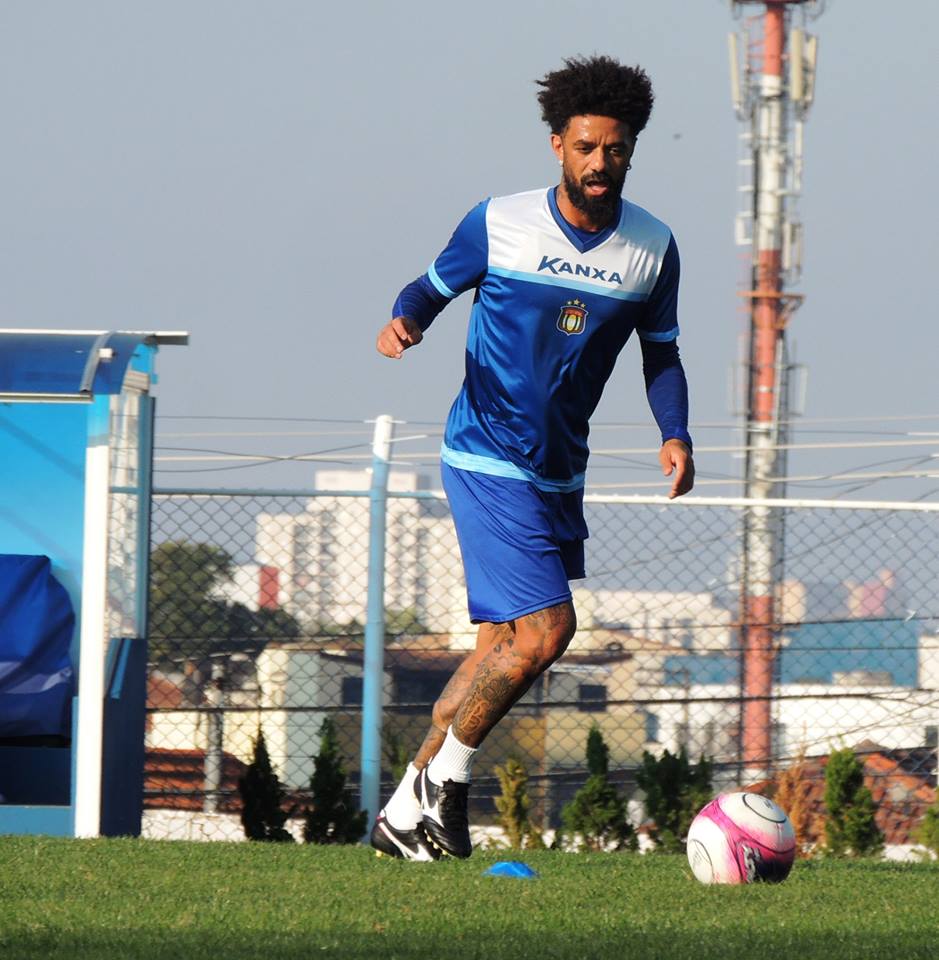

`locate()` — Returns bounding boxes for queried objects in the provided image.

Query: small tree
[149,541,234,659]
[493,757,545,850]
[383,730,412,786]
[823,747,883,857]
[773,745,818,856]
[303,716,367,844]
[238,730,294,842]
[915,794,939,857]
[560,726,636,852]
[636,747,712,853]
[149,540,301,662]
[587,723,610,777]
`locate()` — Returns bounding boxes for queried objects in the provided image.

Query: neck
[555,182,616,232]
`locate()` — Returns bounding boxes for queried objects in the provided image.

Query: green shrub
[237,730,294,843]
[915,795,939,856]
[560,726,636,852]
[383,730,412,786]
[772,744,819,855]
[303,717,367,844]
[636,747,712,853]
[493,756,545,850]
[586,723,610,777]
[823,747,883,857]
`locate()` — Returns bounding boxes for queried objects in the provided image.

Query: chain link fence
[144,474,939,846]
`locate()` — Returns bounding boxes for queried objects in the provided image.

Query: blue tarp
[0,555,75,738]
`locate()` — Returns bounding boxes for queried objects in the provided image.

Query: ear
[550,133,563,165]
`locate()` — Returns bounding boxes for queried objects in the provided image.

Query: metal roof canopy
[0,328,187,839]
[0,329,189,402]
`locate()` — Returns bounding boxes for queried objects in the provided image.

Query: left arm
[637,233,695,499]
[642,338,695,498]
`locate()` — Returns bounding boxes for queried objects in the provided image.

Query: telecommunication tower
[728,0,822,779]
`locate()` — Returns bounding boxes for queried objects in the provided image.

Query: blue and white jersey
[426,187,681,492]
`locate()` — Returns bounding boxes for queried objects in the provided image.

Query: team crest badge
[557,298,587,336]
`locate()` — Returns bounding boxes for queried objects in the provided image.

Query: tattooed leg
[451,601,576,748]
[412,621,512,769]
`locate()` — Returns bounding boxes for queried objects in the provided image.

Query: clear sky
[1,1,936,493]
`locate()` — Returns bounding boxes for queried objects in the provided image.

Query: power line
[154,412,939,429]
[158,429,376,439]
[156,415,370,424]
[591,439,939,456]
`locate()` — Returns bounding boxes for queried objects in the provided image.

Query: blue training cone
[484,860,539,879]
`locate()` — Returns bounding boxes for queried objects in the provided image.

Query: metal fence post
[203,659,225,814]
[360,415,394,830]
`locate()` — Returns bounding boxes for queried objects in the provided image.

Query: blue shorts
[441,462,588,624]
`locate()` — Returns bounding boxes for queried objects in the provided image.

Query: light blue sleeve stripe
[636,325,680,342]
[488,267,647,302]
[427,262,458,300]
[440,443,585,493]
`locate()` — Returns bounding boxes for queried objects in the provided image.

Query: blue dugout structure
[0,329,187,837]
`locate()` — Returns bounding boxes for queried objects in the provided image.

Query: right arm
[376,199,489,359]
[375,275,447,358]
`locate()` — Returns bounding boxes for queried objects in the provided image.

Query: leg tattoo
[413,621,513,768]
[451,601,576,748]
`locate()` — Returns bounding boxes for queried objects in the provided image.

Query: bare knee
[515,601,577,669]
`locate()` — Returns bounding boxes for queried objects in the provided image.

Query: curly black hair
[536,55,654,136]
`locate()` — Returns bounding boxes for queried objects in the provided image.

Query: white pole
[73,397,112,838]
[360,415,394,831]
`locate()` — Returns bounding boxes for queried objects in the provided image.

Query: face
[552,115,635,224]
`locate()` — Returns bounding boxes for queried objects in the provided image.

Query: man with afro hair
[372,55,694,862]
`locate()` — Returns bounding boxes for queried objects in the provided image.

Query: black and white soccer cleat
[416,768,473,859]
[370,810,440,862]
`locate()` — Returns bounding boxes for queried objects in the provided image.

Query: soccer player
[370,55,695,861]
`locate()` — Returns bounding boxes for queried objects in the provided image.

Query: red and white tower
[729,0,821,779]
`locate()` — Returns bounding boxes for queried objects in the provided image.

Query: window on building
[341,676,363,706]
[926,725,938,750]
[578,683,607,713]
[395,670,451,708]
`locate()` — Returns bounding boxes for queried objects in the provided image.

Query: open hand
[659,439,695,499]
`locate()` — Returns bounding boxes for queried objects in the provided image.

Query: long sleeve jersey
[393,187,692,492]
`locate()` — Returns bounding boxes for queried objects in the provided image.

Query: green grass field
[0,837,937,960]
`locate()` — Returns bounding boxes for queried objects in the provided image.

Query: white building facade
[254,470,473,644]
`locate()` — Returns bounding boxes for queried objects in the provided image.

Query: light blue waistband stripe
[636,326,680,342]
[428,262,458,299]
[440,443,585,493]
[488,266,648,302]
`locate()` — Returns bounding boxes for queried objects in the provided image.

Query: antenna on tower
[728,32,744,116]
[789,26,805,102]
[803,33,819,107]
[789,24,819,113]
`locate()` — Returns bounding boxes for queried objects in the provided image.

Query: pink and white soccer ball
[686,792,795,884]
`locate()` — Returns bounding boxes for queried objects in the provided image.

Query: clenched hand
[376,316,423,359]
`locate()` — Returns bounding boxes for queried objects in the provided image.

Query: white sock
[427,727,477,785]
[384,762,421,830]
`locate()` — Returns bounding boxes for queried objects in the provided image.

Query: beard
[562,166,626,225]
